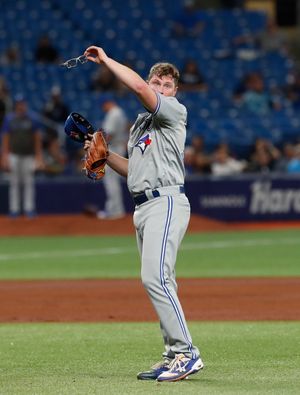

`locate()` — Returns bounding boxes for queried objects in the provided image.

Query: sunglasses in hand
[60,55,88,69]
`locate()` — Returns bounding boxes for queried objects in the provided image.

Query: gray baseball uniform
[102,105,127,217]
[127,93,200,359]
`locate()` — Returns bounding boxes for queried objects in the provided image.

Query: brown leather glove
[84,130,109,180]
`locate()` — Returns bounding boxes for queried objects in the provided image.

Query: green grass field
[0,228,299,279]
[1,228,299,394]
[0,322,299,395]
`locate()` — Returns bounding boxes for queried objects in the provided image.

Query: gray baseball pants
[8,154,36,214]
[133,187,200,359]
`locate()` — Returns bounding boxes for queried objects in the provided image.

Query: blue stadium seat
[0,1,298,160]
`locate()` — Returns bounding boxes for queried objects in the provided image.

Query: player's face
[148,74,177,97]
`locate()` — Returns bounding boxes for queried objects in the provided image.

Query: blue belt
[133,186,185,206]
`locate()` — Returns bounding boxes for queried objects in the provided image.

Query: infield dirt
[0,214,299,323]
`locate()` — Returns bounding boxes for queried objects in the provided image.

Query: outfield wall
[186,174,300,221]
[1,174,300,221]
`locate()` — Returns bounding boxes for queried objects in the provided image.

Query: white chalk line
[0,237,299,262]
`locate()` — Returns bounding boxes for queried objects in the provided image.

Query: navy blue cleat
[157,354,204,382]
[137,359,170,380]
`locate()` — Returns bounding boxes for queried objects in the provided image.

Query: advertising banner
[1,175,300,221]
[186,175,300,221]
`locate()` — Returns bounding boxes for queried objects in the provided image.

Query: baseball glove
[84,130,109,180]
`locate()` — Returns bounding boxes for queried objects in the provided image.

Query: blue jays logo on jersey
[135,133,152,154]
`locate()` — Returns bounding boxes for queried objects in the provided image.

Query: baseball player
[97,94,127,219]
[84,45,204,382]
[1,95,44,217]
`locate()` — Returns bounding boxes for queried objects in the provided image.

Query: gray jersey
[127,93,187,195]
[103,106,127,152]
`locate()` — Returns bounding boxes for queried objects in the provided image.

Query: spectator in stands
[90,67,126,94]
[276,142,300,173]
[246,138,281,173]
[179,60,208,92]
[42,85,68,175]
[43,86,83,175]
[274,142,295,172]
[233,16,288,57]
[43,85,70,124]
[284,70,300,109]
[239,72,281,114]
[35,35,59,63]
[184,135,211,174]
[172,0,206,38]
[287,145,300,173]
[211,142,246,176]
[0,43,21,66]
[42,136,66,176]
[1,95,44,217]
[43,85,70,125]
[257,17,288,55]
[233,72,255,104]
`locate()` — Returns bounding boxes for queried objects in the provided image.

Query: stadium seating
[0,0,299,159]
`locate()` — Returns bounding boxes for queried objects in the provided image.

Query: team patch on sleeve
[135,133,152,154]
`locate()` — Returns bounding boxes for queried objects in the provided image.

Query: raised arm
[84,46,157,112]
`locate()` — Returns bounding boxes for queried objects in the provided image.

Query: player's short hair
[147,63,180,87]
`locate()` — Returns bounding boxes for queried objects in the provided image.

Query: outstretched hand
[84,46,108,65]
